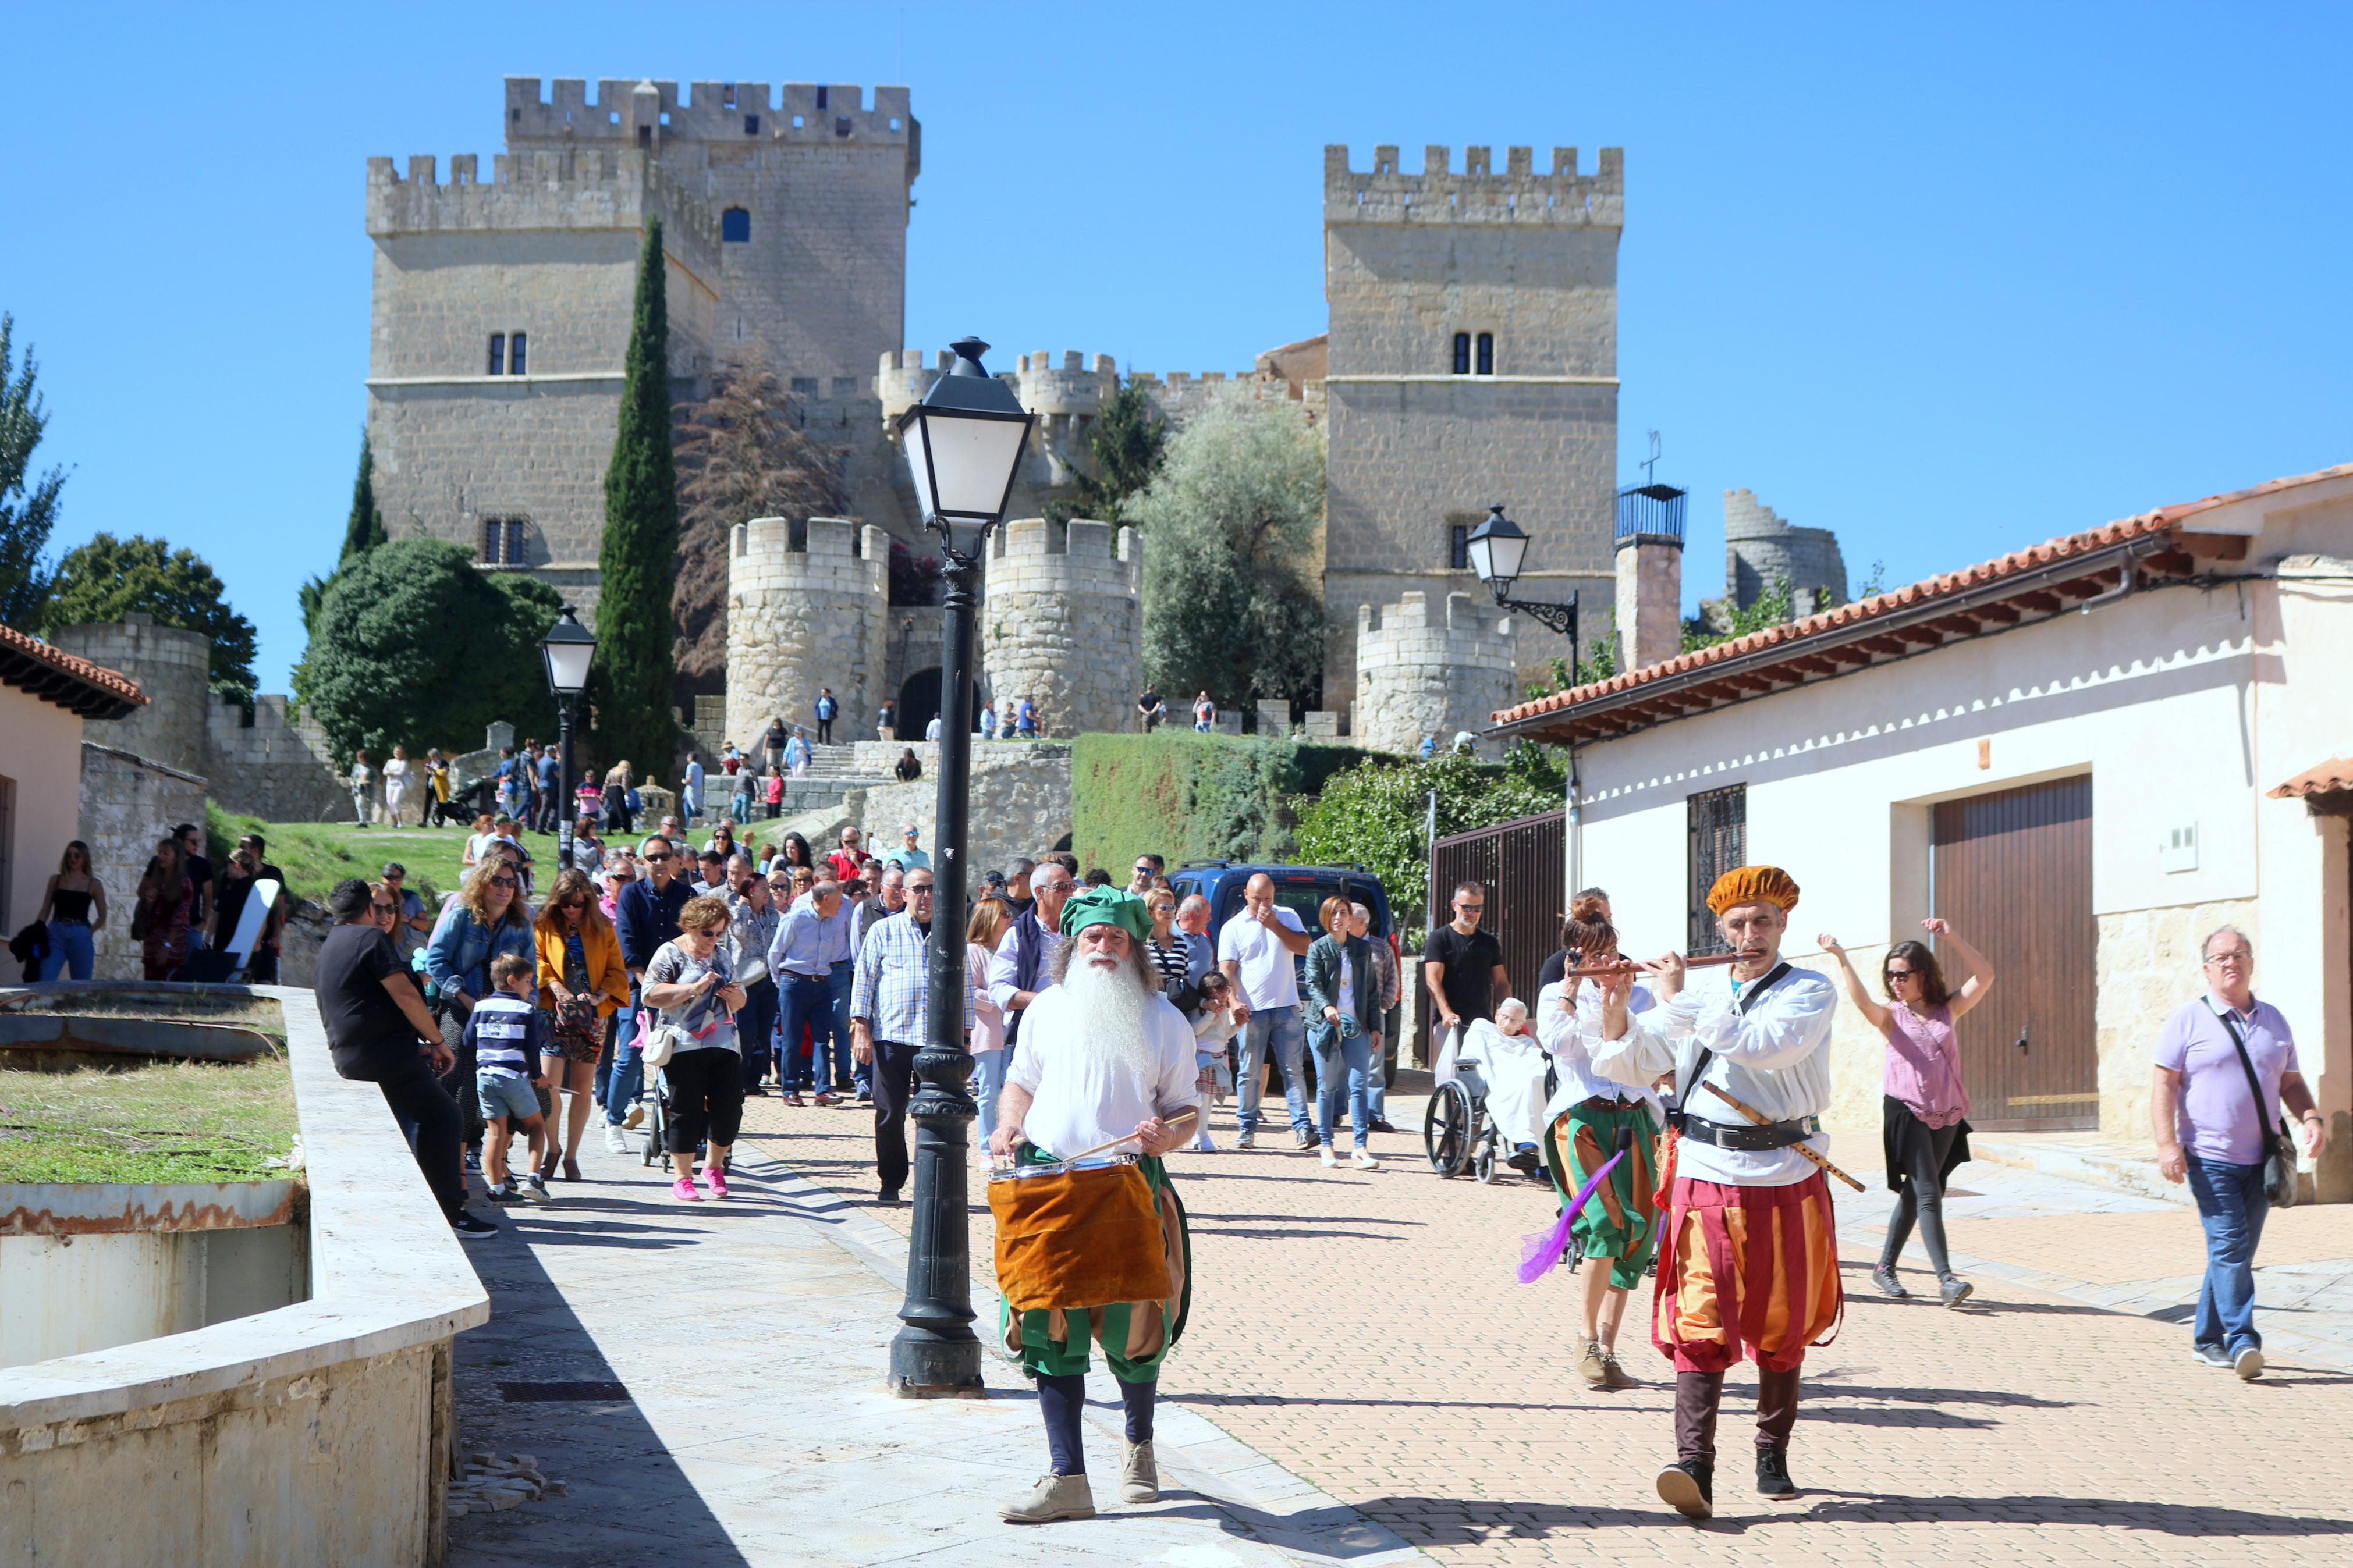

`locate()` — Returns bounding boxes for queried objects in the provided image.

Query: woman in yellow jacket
[535,867,631,1179]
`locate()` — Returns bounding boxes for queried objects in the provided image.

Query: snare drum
[989,1153,1173,1312]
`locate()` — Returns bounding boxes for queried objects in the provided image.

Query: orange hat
[1705,865,1800,915]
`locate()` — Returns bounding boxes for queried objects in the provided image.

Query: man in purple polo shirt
[2152,924,2328,1381]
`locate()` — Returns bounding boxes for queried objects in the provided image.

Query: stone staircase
[718,743,893,825]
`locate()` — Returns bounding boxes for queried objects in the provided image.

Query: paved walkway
[443,1130,1426,1566]
[742,1077,2353,1566]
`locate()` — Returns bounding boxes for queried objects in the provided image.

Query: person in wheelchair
[1457,999,1552,1177]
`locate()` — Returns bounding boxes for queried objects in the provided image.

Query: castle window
[1451,333,1470,375]
[505,518,527,564]
[816,87,829,109]
[723,84,736,107]
[508,332,527,375]
[481,517,502,563]
[792,115,804,128]
[835,116,853,137]
[481,517,528,566]
[832,376,858,397]
[790,376,819,396]
[1476,332,1495,375]
[487,333,505,376]
[744,113,760,134]
[722,207,752,243]
[637,124,652,149]
[1449,523,1470,570]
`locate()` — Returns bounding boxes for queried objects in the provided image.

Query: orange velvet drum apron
[1653,1171,1843,1373]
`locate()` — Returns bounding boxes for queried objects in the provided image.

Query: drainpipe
[1566,743,1584,913]
[2076,551,2139,615]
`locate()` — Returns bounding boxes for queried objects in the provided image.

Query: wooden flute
[1559,951,1746,980]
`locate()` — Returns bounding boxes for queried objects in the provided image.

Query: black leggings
[663,1048,746,1153]
[1881,1104,1962,1277]
[1036,1373,1156,1475]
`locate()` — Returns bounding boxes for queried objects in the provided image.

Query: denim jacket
[424,906,534,1002]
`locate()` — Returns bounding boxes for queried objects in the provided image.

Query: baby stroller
[638,959,761,1173]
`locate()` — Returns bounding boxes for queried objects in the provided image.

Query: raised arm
[1816,934,1891,1031]
[1921,918,1996,1019]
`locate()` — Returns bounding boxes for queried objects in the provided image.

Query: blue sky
[5,2,2347,692]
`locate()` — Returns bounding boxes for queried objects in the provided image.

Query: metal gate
[1930,775,2098,1131]
[1431,809,1567,1003]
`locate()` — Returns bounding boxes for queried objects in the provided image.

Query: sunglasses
[1884,968,1915,981]
[371,901,398,914]
[908,884,936,895]
[489,876,520,889]
[643,852,673,862]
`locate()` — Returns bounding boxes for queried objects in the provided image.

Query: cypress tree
[340,434,388,562]
[594,218,682,777]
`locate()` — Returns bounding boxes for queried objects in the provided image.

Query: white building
[0,626,147,939]
[1491,464,2353,1201]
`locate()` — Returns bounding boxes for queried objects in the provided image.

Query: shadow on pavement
[447,1192,750,1567]
[1353,1491,2353,1542]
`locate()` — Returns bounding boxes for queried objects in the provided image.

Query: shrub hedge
[1070,731,1361,874]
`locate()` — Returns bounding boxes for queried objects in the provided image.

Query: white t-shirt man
[1218,904,1308,1012]
[1006,984,1199,1160]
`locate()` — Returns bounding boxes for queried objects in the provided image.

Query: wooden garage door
[1930,776,2097,1131]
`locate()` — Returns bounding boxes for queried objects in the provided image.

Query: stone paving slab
[444,1132,1429,1567]
[738,1082,2353,1566]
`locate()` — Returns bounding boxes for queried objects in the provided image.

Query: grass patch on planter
[205,802,473,908]
[0,1054,298,1185]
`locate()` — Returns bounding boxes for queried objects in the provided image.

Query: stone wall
[1614,533,1684,674]
[853,741,1074,886]
[1353,591,1518,758]
[204,694,349,824]
[1723,488,1848,617]
[77,743,208,980]
[52,617,210,777]
[981,518,1141,738]
[725,515,890,753]
[2096,898,2261,1156]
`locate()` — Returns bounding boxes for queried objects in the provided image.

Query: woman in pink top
[1820,918,1994,1308]
[967,897,1012,1149]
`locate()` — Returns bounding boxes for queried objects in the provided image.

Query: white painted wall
[0,689,85,936]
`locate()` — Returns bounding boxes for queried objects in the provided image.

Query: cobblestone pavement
[737,1075,2353,1566]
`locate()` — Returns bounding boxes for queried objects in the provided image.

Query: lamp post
[538,607,597,871]
[888,337,1035,1396]
[1465,504,1580,639]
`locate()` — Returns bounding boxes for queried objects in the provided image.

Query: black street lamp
[1465,504,1580,639]
[538,607,597,869]
[888,336,1035,1397]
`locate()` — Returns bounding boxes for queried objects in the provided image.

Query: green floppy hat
[1059,885,1153,944]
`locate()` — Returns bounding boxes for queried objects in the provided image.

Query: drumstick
[1561,952,1744,981]
[1055,1107,1200,1166]
[1699,1082,1865,1192]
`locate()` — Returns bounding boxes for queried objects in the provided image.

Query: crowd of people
[11,823,293,984]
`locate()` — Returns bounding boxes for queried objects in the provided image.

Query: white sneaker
[1195,1134,1216,1153]
[1352,1149,1382,1171]
[1236,1129,1256,1150]
[1318,1146,1339,1168]
[603,1123,627,1154]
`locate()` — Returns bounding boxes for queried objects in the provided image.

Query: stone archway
[897,667,982,738]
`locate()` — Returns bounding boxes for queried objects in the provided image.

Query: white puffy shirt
[1536,978,1662,1123]
[1007,985,1201,1162]
[1589,963,1838,1187]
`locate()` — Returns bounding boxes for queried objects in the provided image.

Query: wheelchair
[1423,1028,1504,1183]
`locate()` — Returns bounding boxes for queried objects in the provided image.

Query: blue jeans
[2187,1154,2270,1354]
[776,972,833,1090]
[826,962,857,1089]
[39,919,95,980]
[1365,1026,1389,1123]
[1236,1005,1309,1135]
[973,1047,1009,1143]
[736,977,779,1089]
[602,981,645,1126]
[1310,1025,1375,1151]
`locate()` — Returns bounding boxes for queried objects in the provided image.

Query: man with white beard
[989,887,1198,1526]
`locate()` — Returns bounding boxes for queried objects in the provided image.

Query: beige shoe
[1600,1350,1641,1389]
[1001,1471,1096,1523]
[1121,1439,1160,1503]
[1574,1336,1607,1388]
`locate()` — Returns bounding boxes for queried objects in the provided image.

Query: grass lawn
[0,1054,297,1184]
[205,804,567,908]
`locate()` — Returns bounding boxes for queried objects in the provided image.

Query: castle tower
[982,519,1141,738]
[725,516,890,750]
[51,616,211,777]
[1014,352,1120,488]
[1353,592,1518,758]
[1723,489,1848,617]
[1321,143,1623,724]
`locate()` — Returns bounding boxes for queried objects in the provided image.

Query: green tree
[0,314,65,628]
[1045,383,1167,525]
[301,537,562,763]
[1525,607,1621,700]
[1132,386,1324,712]
[44,534,257,703]
[595,219,682,774]
[1683,573,1797,653]
[1293,750,1560,930]
[300,432,388,636]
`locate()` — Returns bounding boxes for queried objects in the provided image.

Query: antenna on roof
[1640,430,1662,487]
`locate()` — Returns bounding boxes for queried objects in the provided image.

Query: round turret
[725,516,891,751]
[1353,591,1517,757]
[981,518,1142,738]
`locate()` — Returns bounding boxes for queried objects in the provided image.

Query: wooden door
[1930,776,2097,1131]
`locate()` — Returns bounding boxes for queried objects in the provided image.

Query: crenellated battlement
[1354,592,1518,756]
[367,148,721,273]
[504,77,915,150]
[1358,589,1515,643]
[988,518,1141,585]
[731,515,890,569]
[1325,143,1623,226]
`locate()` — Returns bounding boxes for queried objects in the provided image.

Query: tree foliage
[672,358,850,703]
[1684,573,1797,653]
[1132,387,1325,712]
[44,533,258,703]
[1045,383,1167,525]
[301,432,388,637]
[0,314,65,628]
[1070,731,1362,872]
[1293,751,1561,929]
[595,219,683,776]
[301,537,561,765]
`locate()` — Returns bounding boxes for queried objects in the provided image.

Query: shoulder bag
[2214,1002,2301,1210]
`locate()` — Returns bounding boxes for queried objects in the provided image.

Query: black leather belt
[1669,1112,1822,1151]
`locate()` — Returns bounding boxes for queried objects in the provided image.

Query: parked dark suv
[1166,861,1403,1090]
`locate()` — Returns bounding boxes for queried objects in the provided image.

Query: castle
[360,76,1746,750]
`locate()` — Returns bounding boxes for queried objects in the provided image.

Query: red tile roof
[2269,758,2353,800]
[0,623,147,720]
[1492,462,2353,741]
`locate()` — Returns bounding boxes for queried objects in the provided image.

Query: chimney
[1614,483,1686,674]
